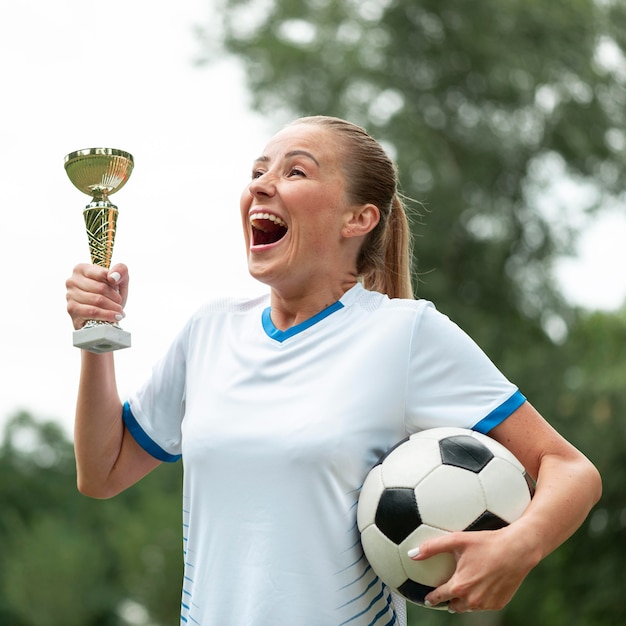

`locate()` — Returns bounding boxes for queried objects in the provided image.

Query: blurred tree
[196,0,626,624]
[0,412,182,626]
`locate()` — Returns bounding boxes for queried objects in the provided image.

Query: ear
[342,203,380,239]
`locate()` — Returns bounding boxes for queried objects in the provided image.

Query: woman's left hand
[410,524,539,613]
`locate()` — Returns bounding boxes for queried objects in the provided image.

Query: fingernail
[407,547,420,559]
[115,313,125,321]
[448,606,456,614]
[109,271,121,283]
[424,600,433,608]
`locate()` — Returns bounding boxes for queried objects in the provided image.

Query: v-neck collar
[261,283,363,342]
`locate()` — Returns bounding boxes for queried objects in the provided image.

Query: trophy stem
[83,200,118,268]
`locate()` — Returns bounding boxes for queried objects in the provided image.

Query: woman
[66,116,601,625]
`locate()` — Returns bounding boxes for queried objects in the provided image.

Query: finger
[424,581,454,610]
[67,269,123,307]
[66,264,126,328]
[445,602,472,615]
[108,262,128,286]
[408,531,465,560]
[66,293,125,328]
[425,572,481,613]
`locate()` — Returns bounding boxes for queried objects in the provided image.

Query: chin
[246,260,276,287]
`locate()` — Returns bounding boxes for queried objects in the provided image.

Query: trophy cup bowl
[64,148,134,353]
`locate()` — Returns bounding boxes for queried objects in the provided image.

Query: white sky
[1,0,625,437]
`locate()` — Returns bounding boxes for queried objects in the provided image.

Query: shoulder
[171,293,270,345]
[191,293,270,321]
[347,283,434,318]
[353,286,481,354]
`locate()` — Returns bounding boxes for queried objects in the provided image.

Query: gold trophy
[64,148,134,353]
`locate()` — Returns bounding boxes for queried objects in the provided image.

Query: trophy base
[73,324,131,354]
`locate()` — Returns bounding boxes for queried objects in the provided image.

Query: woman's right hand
[66,262,129,330]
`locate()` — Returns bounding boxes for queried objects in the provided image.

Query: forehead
[259,124,343,162]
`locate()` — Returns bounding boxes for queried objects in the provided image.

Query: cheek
[304,216,343,254]
[240,189,252,227]
[240,186,252,213]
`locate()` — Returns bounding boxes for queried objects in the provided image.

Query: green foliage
[0,412,182,626]
[3,516,112,626]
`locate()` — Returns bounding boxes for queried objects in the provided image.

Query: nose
[248,172,276,198]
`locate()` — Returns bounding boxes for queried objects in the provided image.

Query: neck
[269,278,357,331]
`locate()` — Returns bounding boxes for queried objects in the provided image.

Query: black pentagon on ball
[439,435,494,473]
[375,488,422,544]
[397,579,448,607]
[465,510,509,532]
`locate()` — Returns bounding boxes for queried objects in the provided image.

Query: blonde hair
[288,116,414,299]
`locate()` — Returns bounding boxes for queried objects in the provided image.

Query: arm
[490,401,602,564]
[67,263,161,498]
[411,401,602,613]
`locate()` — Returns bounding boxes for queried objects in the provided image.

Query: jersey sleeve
[405,302,525,434]
[124,318,192,462]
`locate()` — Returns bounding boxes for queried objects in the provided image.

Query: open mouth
[250,212,288,246]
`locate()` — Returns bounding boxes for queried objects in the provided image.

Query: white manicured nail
[407,547,420,558]
[424,600,432,608]
[109,271,121,283]
[115,313,125,321]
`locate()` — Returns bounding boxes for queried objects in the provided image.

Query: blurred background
[1,1,624,624]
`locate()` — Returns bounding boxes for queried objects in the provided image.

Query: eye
[288,167,306,177]
[251,169,265,180]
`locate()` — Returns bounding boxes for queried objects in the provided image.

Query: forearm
[74,350,125,497]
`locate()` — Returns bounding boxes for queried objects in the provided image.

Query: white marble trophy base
[73,323,131,354]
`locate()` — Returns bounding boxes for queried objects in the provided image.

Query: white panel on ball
[479,458,532,522]
[360,525,407,589]
[379,437,441,487]
[415,465,487,531]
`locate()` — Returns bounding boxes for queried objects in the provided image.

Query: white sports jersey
[125,283,525,626]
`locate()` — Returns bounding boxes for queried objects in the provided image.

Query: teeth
[250,212,287,228]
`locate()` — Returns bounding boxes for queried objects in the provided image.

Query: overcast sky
[1,0,625,437]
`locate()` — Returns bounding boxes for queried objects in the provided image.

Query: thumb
[107,263,130,307]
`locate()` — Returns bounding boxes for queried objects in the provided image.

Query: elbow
[589,461,603,506]
[76,474,121,500]
[574,452,602,509]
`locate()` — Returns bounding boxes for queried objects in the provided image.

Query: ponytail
[360,194,414,300]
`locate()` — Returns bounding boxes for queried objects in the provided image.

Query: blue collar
[262,300,345,342]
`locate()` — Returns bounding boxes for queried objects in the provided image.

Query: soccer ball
[357,427,535,608]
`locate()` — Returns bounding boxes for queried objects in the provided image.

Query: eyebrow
[253,150,320,167]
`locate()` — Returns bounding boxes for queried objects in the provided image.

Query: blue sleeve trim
[472,390,527,434]
[122,401,181,463]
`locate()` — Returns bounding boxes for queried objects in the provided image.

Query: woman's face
[240,123,361,292]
